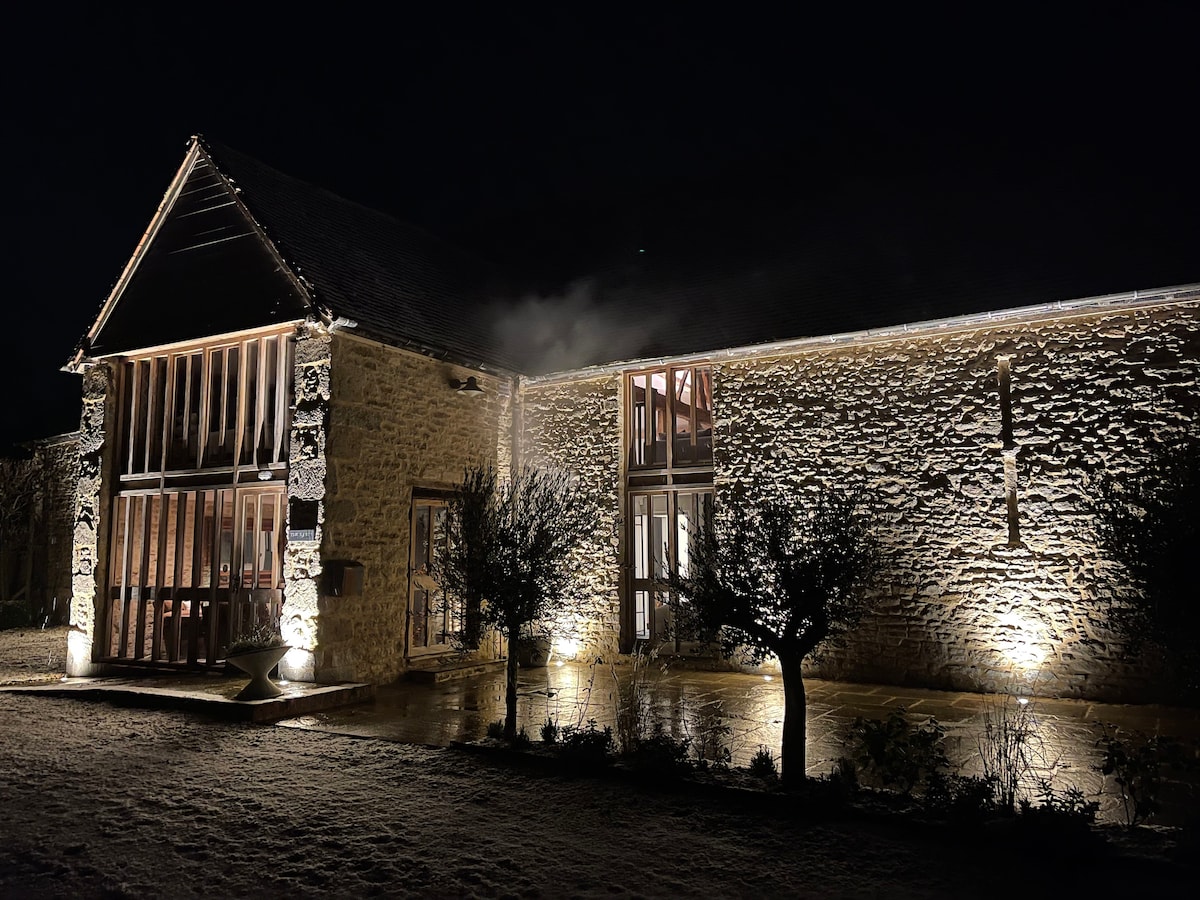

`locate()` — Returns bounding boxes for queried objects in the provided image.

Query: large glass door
[628,489,713,645]
[105,485,284,665]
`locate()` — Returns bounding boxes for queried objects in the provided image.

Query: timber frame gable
[68,136,323,372]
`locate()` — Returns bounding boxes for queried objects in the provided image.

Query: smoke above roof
[489,279,670,374]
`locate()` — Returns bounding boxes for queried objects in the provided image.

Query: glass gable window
[628,366,713,469]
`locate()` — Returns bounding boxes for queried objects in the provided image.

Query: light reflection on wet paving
[278,661,1200,825]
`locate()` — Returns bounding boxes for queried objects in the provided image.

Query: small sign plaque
[288,528,317,542]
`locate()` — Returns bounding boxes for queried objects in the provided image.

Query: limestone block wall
[713,298,1200,702]
[519,373,623,661]
[67,364,116,676]
[313,332,512,684]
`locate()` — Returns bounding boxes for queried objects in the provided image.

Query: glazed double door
[105,485,285,666]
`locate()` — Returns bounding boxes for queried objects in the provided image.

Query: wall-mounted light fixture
[450,376,485,396]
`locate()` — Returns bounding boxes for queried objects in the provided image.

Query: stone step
[406,657,507,684]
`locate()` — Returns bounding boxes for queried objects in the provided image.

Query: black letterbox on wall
[322,560,365,597]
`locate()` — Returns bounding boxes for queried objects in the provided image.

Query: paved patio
[8,651,1200,826]
[274,659,1200,825]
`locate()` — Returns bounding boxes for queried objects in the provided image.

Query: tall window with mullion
[628,367,713,469]
[629,490,713,644]
[625,365,715,649]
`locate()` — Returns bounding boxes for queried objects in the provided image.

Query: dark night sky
[4,3,1198,450]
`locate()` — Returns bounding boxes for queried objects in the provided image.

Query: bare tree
[441,466,591,739]
[670,484,883,785]
[1092,436,1200,696]
[0,455,42,609]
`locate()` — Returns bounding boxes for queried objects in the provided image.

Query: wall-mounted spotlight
[450,376,485,396]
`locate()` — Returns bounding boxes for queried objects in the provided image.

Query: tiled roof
[203,139,519,372]
[199,139,1197,376]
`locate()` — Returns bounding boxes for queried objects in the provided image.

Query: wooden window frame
[626,365,714,473]
[116,329,293,481]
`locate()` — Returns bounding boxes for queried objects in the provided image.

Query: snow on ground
[0,692,1192,899]
[0,626,68,684]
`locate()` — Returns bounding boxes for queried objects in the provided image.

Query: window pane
[632,495,649,579]
[651,494,668,578]
[130,360,149,473]
[675,491,713,579]
[694,368,713,464]
[208,349,234,466]
[161,494,178,588]
[148,357,167,470]
[260,495,277,588]
[673,368,693,463]
[415,505,430,572]
[629,374,647,466]
[218,492,234,588]
[634,590,650,640]
[242,341,259,465]
[649,373,668,465]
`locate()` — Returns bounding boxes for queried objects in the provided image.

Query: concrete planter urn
[227,645,290,701]
[517,635,553,668]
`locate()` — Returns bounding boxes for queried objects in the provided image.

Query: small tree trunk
[778,655,807,788]
[504,626,520,739]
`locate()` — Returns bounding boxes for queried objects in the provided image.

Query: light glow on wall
[555,637,580,660]
[992,609,1050,673]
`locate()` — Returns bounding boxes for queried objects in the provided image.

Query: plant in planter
[516,626,554,668]
[225,623,290,701]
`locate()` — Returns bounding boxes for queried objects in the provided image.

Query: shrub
[686,703,732,771]
[925,772,998,822]
[485,720,506,740]
[612,645,668,755]
[1018,780,1099,835]
[851,708,949,795]
[831,756,859,792]
[978,694,1043,814]
[1096,725,1194,827]
[801,769,855,810]
[540,717,559,745]
[625,726,692,774]
[558,720,614,765]
[748,746,779,781]
[226,622,286,656]
[511,726,532,750]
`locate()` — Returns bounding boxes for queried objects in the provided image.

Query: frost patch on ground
[0,626,67,684]
[0,693,1191,898]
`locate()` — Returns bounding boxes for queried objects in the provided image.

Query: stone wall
[519,373,624,660]
[31,433,80,622]
[310,332,512,683]
[0,433,77,622]
[713,299,1200,702]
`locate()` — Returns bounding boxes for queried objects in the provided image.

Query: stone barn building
[64,136,1200,702]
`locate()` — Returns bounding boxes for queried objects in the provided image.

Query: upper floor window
[627,366,713,469]
[118,331,292,478]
